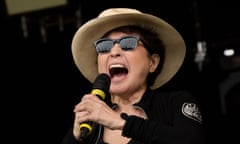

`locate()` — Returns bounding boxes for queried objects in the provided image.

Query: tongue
[111,73,127,82]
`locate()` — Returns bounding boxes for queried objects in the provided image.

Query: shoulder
[151,89,196,102]
[151,89,203,123]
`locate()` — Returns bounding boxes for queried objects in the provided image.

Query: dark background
[1,0,239,143]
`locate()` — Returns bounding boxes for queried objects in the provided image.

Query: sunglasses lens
[119,37,138,50]
[94,36,139,53]
[95,40,113,53]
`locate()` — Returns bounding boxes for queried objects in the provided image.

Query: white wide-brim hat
[72,8,186,89]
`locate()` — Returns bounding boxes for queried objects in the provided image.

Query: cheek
[97,55,106,73]
[129,53,151,73]
[131,51,150,65]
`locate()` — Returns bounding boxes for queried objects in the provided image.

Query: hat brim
[72,13,186,89]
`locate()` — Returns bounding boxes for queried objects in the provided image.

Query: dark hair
[103,25,165,87]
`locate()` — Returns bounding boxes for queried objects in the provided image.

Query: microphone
[79,73,111,140]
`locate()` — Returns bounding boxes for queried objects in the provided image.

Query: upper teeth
[110,64,124,68]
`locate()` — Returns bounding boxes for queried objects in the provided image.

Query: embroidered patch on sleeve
[182,103,202,123]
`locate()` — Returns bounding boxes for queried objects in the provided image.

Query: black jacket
[61,88,206,144]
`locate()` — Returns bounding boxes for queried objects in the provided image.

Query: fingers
[73,94,105,139]
[75,94,103,111]
[73,93,123,131]
[74,94,104,121]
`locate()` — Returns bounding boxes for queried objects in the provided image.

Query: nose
[110,44,122,57]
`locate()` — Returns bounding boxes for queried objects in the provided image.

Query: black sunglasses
[93,36,140,53]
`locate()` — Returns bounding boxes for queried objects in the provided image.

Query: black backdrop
[1,0,239,143]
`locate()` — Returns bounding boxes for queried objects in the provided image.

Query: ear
[149,54,160,73]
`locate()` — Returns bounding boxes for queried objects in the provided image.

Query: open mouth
[109,64,128,78]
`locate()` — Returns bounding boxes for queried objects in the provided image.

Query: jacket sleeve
[122,91,206,144]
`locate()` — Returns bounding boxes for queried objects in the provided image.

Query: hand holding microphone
[78,73,110,140]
